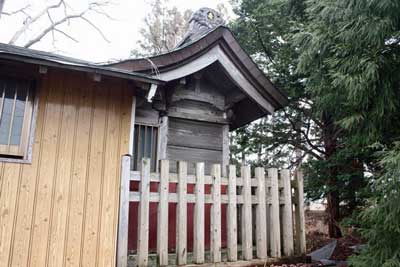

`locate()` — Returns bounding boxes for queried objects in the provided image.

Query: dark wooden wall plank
[167,145,222,174]
[168,118,223,151]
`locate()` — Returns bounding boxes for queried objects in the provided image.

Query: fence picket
[117,155,130,267]
[176,161,187,265]
[157,160,169,266]
[211,164,222,263]
[268,168,281,258]
[194,162,205,264]
[137,158,151,266]
[241,165,253,260]
[121,158,306,266]
[294,169,306,254]
[281,169,294,256]
[255,167,267,259]
[227,165,237,262]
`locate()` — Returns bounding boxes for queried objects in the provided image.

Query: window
[0,77,34,160]
[132,124,158,172]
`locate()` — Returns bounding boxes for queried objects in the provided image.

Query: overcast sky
[0,0,233,62]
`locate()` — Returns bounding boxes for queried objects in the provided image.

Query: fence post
[227,165,237,262]
[117,155,131,267]
[194,162,205,264]
[137,158,151,266]
[176,161,187,265]
[294,169,306,254]
[210,164,222,263]
[268,168,281,258]
[281,169,294,256]
[255,167,267,259]
[241,165,253,260]
[157,160,169,266]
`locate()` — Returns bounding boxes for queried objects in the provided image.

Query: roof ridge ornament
[175,7,225,49]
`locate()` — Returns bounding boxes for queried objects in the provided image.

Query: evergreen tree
[350,144,400,267]
[296,0,400,264]
[297,0,400,144]
[231,0,370,237]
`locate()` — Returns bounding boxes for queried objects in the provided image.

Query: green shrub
[349,144,400,267]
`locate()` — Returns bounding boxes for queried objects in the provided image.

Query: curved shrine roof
[105,26,288,111]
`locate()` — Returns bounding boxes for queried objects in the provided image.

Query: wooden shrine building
[0,7,305,267]
[106,7,288,174]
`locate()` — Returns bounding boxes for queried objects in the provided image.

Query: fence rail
[117,155,306,267]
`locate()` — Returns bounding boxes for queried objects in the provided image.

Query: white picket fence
[117,155,306,267]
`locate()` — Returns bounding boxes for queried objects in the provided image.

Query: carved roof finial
[176,7,225,49]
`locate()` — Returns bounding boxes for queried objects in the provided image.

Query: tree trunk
[326,183,342,238]
[322,112,342,238]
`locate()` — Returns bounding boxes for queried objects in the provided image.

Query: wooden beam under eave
[230,98,269,130]
[225,91,246,109]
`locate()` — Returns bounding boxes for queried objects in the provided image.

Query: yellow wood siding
[0,70,132,267]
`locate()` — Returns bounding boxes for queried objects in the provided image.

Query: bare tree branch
[8,0,111,48]
[80,16,110,42]
[253,24,276,65]
[88,2,116,20]
[283,108,327,156]
[9,0,65,45]
[0,0,5,19]
[62,1,68,19]
[54,28,78,43]
[47,10,54,24]
[289,152,307,169]
[23,12,82,48]
[2,4,30,17]
[285,139,324,160]
[51,27,56,46]
[134,0,192,56]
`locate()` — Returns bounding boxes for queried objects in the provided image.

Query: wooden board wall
[167,118,223,174]
[0,69,132,267]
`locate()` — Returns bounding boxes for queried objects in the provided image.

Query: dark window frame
[0,75,38,164]
[132,123,159,172]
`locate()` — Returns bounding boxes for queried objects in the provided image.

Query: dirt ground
[270,265,314,267]
[270,210,363,267]
[305,210,362,261]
